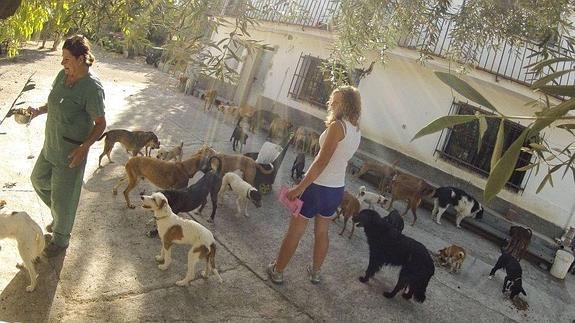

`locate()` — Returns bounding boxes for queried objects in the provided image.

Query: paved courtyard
[0,46,573,322]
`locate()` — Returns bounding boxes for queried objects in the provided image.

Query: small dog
[98,129,161,167]
[0,211,45,292]
[432,187,484,228]
[268,118,293,141]
[354,160,399,193]
[156,142,184,162]
[357,186,388,209]
[489,252,526,299]
[230,119,249,152]
[113,146,217,208]
[353,209,435,302]
[291,153,305,182]
[438,245,466,273]
[502,226,532,260]
[388,174,436,226]
[203,89,218,111]
[218,172,262,217]
[335,191,361,238]
[141,192,223,286]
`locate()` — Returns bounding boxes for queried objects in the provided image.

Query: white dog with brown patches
[141,192,223,286]
[0,210,45,292]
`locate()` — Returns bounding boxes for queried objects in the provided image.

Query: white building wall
[212,22,575,228]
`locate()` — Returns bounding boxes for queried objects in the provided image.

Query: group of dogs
[0,95,529,305]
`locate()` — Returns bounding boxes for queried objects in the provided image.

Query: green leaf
[529,143,548,152]
[411,115,477,141]
[434,72,497,112]
[22,84,35,92]
[536,173,551,193]
[491,121,505,172]
[484,129,529,202]
[531,98,575,134]
[516,163,537,172]
[532,69,575,89]
[477,113,487,152]
[536,85,575,97]
[525,57,575,72]
[557,123,575,130]
[550,164,562,174]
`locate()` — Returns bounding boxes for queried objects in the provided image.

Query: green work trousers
[30,149,86,247]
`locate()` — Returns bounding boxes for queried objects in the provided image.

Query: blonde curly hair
[324,85,361,127]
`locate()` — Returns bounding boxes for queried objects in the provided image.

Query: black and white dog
[432,187,483,228]
[489,252,527,299]
[291,153,305,182]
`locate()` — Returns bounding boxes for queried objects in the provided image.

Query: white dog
[141,192,223,286]
[0,211,45,292]
[155,142,184,162]
[219,172,262,217]
[357,186,388,209]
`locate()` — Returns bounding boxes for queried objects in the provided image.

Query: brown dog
[203,89,218,111]
[334,191,361,238]
[268,118,293,141]
[388,173,435,226]
[98,129,161,168]
[354,160,399,193]
[197,152,274,186]
[438,245,466,273]
[503,226,532,260]
[237,105,258,132]
[113,146,217,208]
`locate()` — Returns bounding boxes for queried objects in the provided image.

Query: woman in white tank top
[268,86,362,284]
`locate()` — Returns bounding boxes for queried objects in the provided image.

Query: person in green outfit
[28,35,106,257]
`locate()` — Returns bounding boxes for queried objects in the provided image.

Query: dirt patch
[511,297,529,311]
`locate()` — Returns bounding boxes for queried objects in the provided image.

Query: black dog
[489,252,527,299]
[353,209,434,302]
[230,119,248,152]
[291,153,305,182]
[146,156,223,237]
[383,209,404,233]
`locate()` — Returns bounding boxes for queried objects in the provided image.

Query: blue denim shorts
[299,183,344,219]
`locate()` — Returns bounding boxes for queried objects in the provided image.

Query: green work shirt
[44,69,106,166]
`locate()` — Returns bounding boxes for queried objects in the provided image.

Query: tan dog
[268,118,293,140]
[203,89,218,111]
[238,105,257,132]
[293,127,310,152]
[156,142,184,162]
[388,173,435,226]
[113,146,217,208]
[334,191,361,238]
[354,160,399,193]
[307,131,320,156]
[438,245,466,273]
[97,129,161,168]
[197,151,274,186]
[218,105,239,120]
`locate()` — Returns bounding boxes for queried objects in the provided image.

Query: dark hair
[62,35,95,66]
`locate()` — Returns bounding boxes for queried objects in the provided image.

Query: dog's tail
[256,163,275,175]
[413,274,433,303]
[98,132,107,141]
[456,251,466,262]
[209,243,223,283]
[34,232,45,261]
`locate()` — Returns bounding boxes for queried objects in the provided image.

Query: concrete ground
[0,46,574,322]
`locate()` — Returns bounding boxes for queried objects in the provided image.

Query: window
[437,102,533,191]
[288,53,360,109]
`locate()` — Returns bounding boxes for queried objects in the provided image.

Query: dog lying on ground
[438,245,466,273]
[291,153,305,182]
[230,119,249,152]
[196,149,274,186]
[334,191,361,238]
[113,146,217,208]
[489,252,526,299]
[432,187,484,228]
[97,129,161,168]
[203,89,218,111]
[354,160,399,193]
[218,172,262,217]
[142,192,223,286]
[353,209,434,302]
[156,142,184,162]
[502,225,532,260]
[0,211,45,292]
[268,118,293,141]
[357,186,388,209]
[388,174,436,226]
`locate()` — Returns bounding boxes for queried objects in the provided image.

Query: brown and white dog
[203,89,218,111]
[335,191,361,238]
[142,192,223,286]
[438,245,466,273]
[156,142,184,162]
[388,174,436,226]
[218,172,262,217]
[0,211,45,292]
[97,129,161,167]
[354,160,399,193]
